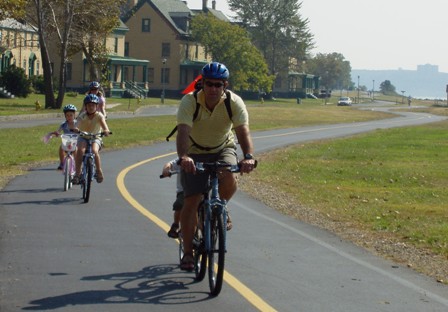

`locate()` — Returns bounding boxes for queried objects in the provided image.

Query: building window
[162,43,170,57]
[24,33,27,47]
[114,37,118,53]
[142,18,150,32]
[124,42,129,57]
[36,61,40,75]
[147,68,154,83]
[161,68,170,84]
[23,59,26,70]
[66,63,72,81]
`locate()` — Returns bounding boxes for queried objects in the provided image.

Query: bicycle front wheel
[208,210,225,296]
[83,158,93,203]
[63,157,71,191]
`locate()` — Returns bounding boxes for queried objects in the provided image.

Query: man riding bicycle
[176,62,256,271]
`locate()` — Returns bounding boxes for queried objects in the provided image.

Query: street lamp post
[357,75,360,104]
[161,58,167,104]
[372,80,375,101]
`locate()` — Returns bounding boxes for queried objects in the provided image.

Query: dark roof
[122,0,192,35]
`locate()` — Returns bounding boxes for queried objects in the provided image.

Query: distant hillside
[351,64,448,99]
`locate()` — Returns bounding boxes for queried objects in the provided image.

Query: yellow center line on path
[116,152,277,312]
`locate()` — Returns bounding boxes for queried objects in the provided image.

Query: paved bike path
[1,108,448,311]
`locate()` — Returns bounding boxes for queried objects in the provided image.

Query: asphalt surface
[1,103,448,311]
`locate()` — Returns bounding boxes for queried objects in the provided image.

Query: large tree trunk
[55,2,74,109]
[33,0,56,109]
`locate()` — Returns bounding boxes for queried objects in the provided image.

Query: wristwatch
[244,153,254,160]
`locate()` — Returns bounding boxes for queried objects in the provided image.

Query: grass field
[250,121,448,258]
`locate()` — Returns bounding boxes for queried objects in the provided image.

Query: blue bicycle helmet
[89,81,100,89]
[83,94,100,105]
[201,62,229,80]
[63,104,77,113]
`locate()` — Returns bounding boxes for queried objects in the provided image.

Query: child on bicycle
[161,158,233,239]
[71,94,110,184]
[161,159,183,238]
[81,81,107,117]
[50,104,78,170]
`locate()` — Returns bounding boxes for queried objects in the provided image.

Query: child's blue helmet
[63,104,77,112]
[83,94,100,105]
[89,81,100,89]
[202,62,229,80]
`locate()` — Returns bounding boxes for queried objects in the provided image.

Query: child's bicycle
[161,160,255,296]
[77,131,111,203]
[60,134,78,191]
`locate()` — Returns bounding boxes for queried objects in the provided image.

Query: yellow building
[52,19,149,98]
[122,0,228,98]
[0,18,43,90]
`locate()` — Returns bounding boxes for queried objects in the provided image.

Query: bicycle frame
[60,134,78,191]
[195,162,240,296]
[197,163,229,253]
[77,131,110,203]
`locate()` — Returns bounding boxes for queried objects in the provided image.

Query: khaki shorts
[181,147,238,197]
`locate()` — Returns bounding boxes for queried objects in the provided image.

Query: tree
[191,13,274,92]
[25,0,124,109]
[228,0,314,79]
[379,80,397,95]
[26,0,57,109]
[69,0,125,82]
[306,53,352,90]
[0,0,27,20]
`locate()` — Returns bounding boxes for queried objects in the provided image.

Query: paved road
[0,105,178,129]
[1,105,448,311]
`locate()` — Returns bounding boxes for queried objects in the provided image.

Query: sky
[186,0,448,73]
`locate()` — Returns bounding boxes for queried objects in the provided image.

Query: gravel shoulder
[239,177,448,285]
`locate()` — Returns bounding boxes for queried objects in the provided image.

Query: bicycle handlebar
[159,160,257,179]
[71,130,113,138]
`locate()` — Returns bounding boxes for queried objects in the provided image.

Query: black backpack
[165,89,232,142]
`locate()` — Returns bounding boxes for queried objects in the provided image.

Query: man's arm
[176,124,196,173]
[234,124,256,173]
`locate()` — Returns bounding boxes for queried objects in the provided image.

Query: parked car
[337,97,352,106]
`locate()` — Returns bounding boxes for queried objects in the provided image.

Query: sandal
[96,170,104,183]
[71,175,80,185]
[226,210,233,231]
[167,223,179,238]
[180,253,194,271]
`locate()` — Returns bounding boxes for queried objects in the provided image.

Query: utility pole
[357,75,360,104]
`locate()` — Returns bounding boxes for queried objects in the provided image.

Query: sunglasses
[204,81,224,88]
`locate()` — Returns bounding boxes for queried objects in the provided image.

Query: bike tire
[84,158,93,203]
[208,209,225,296]
[63,157,71,191]
[194,204,207,281]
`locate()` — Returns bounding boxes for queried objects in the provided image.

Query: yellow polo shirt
[76,111,105,134]
[177,89,249,154]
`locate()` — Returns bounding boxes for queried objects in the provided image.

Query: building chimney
[202,0,208,12]
[212,0,216,9]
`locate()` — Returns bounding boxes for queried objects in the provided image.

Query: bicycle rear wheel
[83,158,93,203]
[63,157,71,191]
[208,209,225,296]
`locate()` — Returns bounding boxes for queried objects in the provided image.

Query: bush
[0,65,32,97]
[29,75,45,94]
